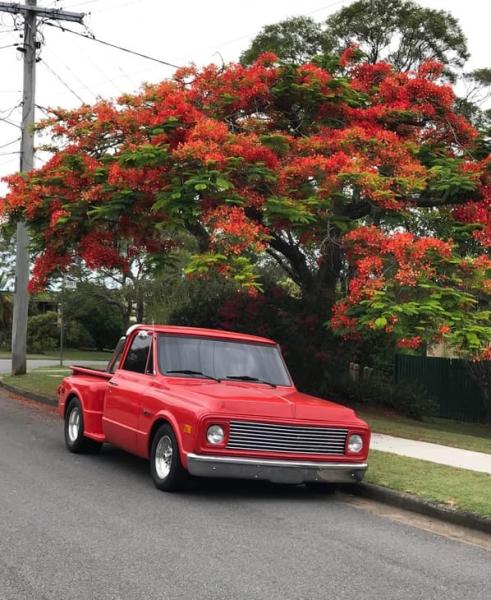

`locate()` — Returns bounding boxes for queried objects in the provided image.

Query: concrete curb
[0,380,57,407]
[344,482,491,535]
[1,380,490,534]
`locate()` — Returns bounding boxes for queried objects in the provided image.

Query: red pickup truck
[58,324,370,491]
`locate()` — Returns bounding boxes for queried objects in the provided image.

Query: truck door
[102,330,153,454]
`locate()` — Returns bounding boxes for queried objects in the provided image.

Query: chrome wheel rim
[155,435,173,480]
[68,407,81,442]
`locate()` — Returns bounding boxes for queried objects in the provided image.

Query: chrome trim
[188,454,366,469]
[187,453,367,484]
[227,420,349,455]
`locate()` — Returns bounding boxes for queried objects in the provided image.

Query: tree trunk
[123,298,132,331]
[305,238,343,320]
[136,286,144,323]
[267,234,343,321]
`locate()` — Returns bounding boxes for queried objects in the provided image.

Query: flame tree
[0,51,489,355]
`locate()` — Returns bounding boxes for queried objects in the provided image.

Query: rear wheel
[150,423,188,492]
[64,398,102,454]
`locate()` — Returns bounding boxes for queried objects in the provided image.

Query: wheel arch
[148,413,184,460]
[64,392,82,418]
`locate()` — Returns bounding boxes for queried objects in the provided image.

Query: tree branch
[266,248,297,281]
[269,234,314,290]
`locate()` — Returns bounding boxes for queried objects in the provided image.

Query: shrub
[63,286,124,350]
[321,370,438,420]
[27,311,59,353]
[27,310,96,353]
[64,320,95,349]
[169,284,348,393]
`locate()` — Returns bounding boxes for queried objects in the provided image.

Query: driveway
[0,391,489,600]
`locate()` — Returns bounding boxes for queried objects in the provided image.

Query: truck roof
[129,324,277,346]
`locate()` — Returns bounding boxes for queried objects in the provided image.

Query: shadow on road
[96,444,338,501]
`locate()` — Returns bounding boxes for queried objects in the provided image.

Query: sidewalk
[371,433,491,475]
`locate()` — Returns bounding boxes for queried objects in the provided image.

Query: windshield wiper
[225,375,277,388]
[166,369,221,382]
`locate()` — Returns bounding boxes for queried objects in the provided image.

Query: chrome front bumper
[187,453,368,484]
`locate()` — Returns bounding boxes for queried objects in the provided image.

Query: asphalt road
[0,392,490,600]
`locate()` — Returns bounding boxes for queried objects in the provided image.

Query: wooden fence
[395,355,486,423]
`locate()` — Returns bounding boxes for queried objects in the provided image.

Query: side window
[107,336,126,374]
[145,344,154,375]
[122,332,152,374]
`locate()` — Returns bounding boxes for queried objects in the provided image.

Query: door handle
[108,380,119,387]
[142,409,152,417]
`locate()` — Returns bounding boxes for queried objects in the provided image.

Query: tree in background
[241,0,468,77]
[0,274,13,331]
[240,16,327,66]
[0,51,489,357]
[62,283,124,350]
[241,0,490,125]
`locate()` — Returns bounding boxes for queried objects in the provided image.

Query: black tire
[305,481,336,494]
[150,423,188,492]
[64,398,102,454]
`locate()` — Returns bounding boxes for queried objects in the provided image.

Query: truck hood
[162,380,364,426]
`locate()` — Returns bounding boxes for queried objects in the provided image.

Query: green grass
[366,450,491,518]
[357,409,491,455]
[2,365,103,398]
[0,349,112,361]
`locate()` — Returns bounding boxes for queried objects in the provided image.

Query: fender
[143,409,191,463]
[59,375,108,441]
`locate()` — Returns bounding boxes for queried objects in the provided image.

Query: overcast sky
[0,0,490,189]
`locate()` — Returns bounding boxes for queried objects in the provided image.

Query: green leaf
[374,317,387,329]
[216,177,234,191]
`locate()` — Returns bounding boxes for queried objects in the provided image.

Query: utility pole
[0,1,84,375]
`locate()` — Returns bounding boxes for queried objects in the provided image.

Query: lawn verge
[359,450,491,524]
[1,365,103,400]
[357,409,491,455]
[2,367,70,399]
[0,349,112,361]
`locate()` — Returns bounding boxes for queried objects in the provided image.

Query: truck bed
[69,365,113,379]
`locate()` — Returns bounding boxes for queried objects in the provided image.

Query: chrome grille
[227,421,347,455]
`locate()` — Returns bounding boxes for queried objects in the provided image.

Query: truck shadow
[97,444,338,501]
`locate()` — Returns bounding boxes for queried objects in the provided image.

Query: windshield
[157,334,291,387]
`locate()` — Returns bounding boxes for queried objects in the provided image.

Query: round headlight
[348,434,363,453]
[207,425,225,445]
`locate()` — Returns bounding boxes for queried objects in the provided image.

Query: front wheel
[64,398,102,454]
[150,424,188,492]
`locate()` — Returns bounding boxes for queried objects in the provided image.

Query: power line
[306,0,348,16]
[172,0,349,63]
[0,156,19,167]
[95,0,145,14]
[0,117,20,129]
[60,0,99,9]
[44,21,181,69]
[40,58,85,103]
[0,102,22,120]
[0,42,18,50]
[66,33,125,96]
[44,44,97,100]
[0,137,21,150]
